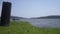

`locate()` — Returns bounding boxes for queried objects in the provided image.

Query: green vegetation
[0,21,60,34]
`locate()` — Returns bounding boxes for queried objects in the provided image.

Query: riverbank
[0,21,60,34]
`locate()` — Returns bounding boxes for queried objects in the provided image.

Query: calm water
[20,19,60,28]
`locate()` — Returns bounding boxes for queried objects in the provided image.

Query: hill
[0,16,27,20]
[31,15,60,19]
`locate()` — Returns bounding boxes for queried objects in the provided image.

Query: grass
[0,21,60,34]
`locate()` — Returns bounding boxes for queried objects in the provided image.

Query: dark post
[0,2,12,26]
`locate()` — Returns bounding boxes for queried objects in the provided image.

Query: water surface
[20,19,60,28]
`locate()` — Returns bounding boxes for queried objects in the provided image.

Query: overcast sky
[0,0,60,18]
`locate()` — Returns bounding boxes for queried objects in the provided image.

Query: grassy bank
[0,21,60,34]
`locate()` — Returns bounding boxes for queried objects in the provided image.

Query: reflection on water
[20,19,60,28]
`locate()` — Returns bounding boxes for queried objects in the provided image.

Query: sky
[0,0,60,18]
